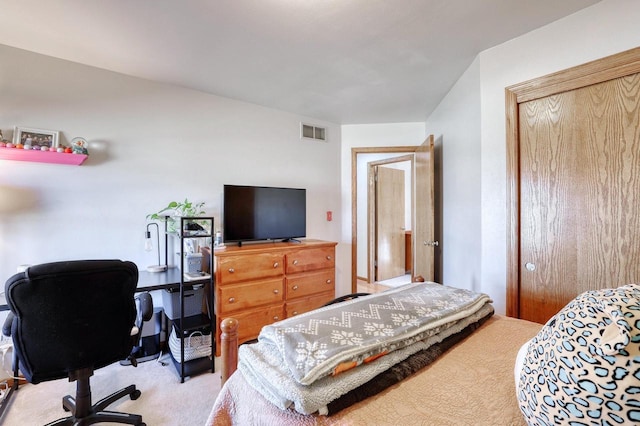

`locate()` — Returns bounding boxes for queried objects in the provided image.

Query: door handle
[424,240,439,247]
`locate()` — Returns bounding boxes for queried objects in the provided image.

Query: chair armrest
[125,292,154,367]
[137,292,153,322]
[2,312,14,337]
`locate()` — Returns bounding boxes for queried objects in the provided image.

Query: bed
[207,282,543,425]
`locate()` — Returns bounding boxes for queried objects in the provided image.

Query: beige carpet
[1,352,222,425]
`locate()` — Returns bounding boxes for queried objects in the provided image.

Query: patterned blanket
[259,282,492,385]
[239,282,494,414]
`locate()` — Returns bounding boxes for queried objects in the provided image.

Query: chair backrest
[5,260,138,384]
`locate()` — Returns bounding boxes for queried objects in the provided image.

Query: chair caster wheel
[131,389,142,400]
[62,404,70,412]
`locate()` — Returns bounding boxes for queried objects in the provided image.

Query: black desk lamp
[145,223,167,272]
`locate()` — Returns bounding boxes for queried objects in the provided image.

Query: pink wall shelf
[0,148,87,165]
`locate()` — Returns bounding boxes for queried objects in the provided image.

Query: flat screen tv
[223,184,306,245]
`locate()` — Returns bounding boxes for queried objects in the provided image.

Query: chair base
[45,369,145,426]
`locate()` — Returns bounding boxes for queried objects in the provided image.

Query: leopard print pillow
[516,284,640,425]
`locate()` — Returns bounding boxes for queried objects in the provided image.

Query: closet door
[518,73,640,324]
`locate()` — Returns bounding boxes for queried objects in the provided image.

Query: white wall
[425,57,481,293]
[341,123,426,283]
[426,0,640,315]
[0,44,343,298]
[5,0,639,317]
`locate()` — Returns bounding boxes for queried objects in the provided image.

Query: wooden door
[414,136,435,281]
[375,165,405,281]
[508,50,640,324]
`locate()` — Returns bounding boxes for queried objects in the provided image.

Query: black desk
[0,268,190,312]
[137,268,185,292]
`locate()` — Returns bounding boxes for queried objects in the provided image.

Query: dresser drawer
[217,278,284,314]
[285,292,335,317]
[286,269,335,300]
[215,305,284,356]
[217,253,284,284]
[285,247,335,273]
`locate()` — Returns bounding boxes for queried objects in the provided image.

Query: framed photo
[13,126,59,149]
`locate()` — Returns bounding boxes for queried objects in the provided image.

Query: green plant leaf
[146,199,206,222]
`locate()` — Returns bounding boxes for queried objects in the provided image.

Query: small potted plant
[147,199,207,234]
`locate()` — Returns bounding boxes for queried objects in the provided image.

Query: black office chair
[3,260,149,426]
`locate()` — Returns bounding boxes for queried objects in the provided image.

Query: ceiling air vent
[301,123,327,142]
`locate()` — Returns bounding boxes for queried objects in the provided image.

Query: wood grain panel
[376,165,406,281]
[505,89,520,317]
[285,291,335,317]
[214,240,337,355]
[415,136,435,281]
[286,269,335,299]
[217,252,283,283]
[519,92,579,323]
[509,46,640,104]
[576,74,640,289]
[215,305,285,352]
[217,278,284,314]
[285,247,334,274]
[519,72,640,324]
[507,47,640,321]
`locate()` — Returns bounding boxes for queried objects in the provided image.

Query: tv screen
[223,185,306,244]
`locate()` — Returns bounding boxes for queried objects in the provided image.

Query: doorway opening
[351,138,436,293]
[368,156,413,287]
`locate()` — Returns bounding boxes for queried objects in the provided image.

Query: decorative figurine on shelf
[71,137,89,155]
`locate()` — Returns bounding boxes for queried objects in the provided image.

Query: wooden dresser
[213,239,337,355]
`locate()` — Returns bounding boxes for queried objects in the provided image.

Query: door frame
[505,46,640,317]
[351,146,419,293]
[367,155,414,283]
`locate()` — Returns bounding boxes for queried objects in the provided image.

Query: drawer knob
[293,260,298,265]
[273,316,279,320]
[326,279,332,284]
[228,268,235,273]
[228,297,235,303]
[273,289,279,294]
[293,311,298,316]
[273,262,279,268]
[292,285,298,291]
[326,255,332,260]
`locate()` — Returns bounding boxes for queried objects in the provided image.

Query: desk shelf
[173,314,211,334]
[168,352,212,378]
[0,147,88,165]
[169,314,213,378]
[173,216,215,383]
[137,217,215,383]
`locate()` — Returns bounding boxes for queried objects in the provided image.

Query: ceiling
[0,0,600,124]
